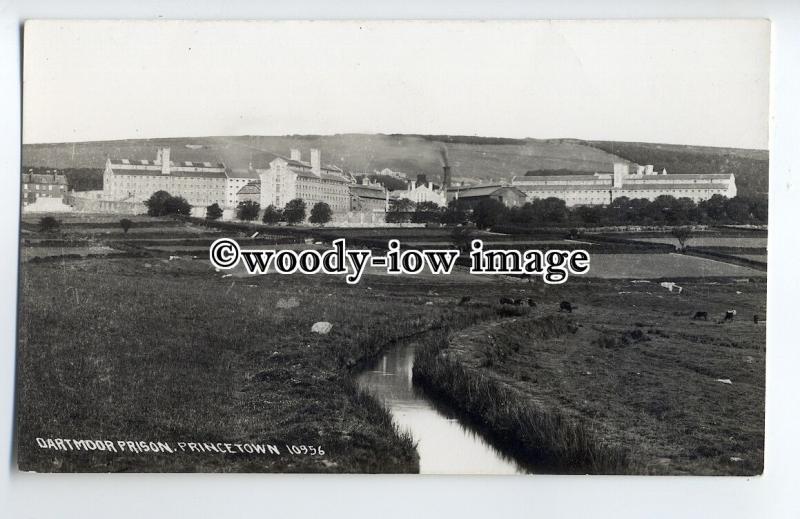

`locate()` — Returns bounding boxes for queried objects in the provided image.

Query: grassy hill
[22,134,627,185]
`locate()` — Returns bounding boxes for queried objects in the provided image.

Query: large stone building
[254,148,352,214]
[391,175,447,207]
[102,147,254,209]
[350,178,388,212]
[22,169,69,211]
[511,163,737,207]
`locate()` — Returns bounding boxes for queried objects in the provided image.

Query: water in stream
[355,340,528,475]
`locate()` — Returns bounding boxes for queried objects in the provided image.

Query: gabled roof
[109,158,225,169]
[350,184,386,199]
[237,181,261,195]
[447,185,527,199]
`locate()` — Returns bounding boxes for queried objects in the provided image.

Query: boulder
[311,321,333,334]
[276,297,300,309]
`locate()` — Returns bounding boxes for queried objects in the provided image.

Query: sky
[22,19,770,149]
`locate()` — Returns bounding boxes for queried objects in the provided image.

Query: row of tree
[385,193,767,229]
[230,199,333,225]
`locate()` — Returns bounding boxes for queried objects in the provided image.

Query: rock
[715,378,733,385]
[730,457,743,462]
[425,301,434,305]
[276,297,300,309]
[311,321,333,334]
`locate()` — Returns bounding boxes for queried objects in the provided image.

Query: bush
[119,218,133,233]
[309,202,332,226]
[236,201,261,221]
[206,203,223,221]
[283,198,307,225]
[38,216,60,233]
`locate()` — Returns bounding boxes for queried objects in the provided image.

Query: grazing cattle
[458,296,472,306]
[753,314,759,324]
[724,309,737,321]
[693,311,708,321]
[499,297,515,305]
[527,298,537,307]
[559,301,573,313]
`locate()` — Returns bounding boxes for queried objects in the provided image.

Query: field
[413,276,766,474]
[16,215,767,473]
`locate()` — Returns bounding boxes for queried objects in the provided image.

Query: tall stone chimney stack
[442,166,452,189]
[160,147,171,176]
[612,162,628,188]
[310,149,321,176]
[290,149,301,162]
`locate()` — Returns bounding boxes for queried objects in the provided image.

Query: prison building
[511,163,737,207]
[103,147,233,208]
[391,175,447,207]
[22,170,69,206]
[350,178,388,212]
[446,185,528,209]
[254,148,352,214]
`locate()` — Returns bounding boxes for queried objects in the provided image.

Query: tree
[236,200,261,221]
[309,202,333,226]
[411,201,441,224]
[441,201,468,225]
[39,216,60,233]
[386,198,415,224]
[471,198,506,230]
[725,196,751,224]
[164,195,192,216]
[283,198,307,225]
[206,203,223,221]
[145,191,191,217]
[699,194,728,222]
[119,218,133,233]
[262,204,283,224]
[145,190,173,216]
[671,226,692,251]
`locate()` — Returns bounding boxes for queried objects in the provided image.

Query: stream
[355,339,529,475]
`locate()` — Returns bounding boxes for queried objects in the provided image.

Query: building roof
[350,184,386,199]
[447,185,527,198]
[237,181,261,195]
[294,168,352,183]
[22,173,68,184]
[227,168,261,179]
[108,166,228,179]
[522,183,732,193]
[109,158,225,169]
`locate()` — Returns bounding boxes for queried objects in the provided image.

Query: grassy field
[413,278,766,475]
[16,215,767,473]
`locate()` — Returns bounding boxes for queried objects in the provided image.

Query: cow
[457,296,472,306]
[692,311,708,321]
[526,298,537,308]
[724,309,737,322]
[559,301,573,313]
[499,297,515,305]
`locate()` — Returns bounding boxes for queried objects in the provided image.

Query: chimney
[290,149,301,162]
[442,166,452,189]
[410,180,416,190]
[160,147,171,175]
[310,149,321,176]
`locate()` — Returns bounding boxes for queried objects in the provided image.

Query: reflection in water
[356,341,527,475]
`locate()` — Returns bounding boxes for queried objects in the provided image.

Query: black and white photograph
[15,19,770,476]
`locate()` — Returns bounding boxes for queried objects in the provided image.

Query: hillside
[22,134,627,186]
